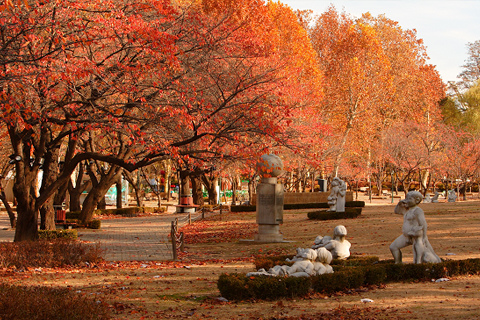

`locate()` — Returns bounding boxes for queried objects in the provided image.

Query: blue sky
[279,0,480,84]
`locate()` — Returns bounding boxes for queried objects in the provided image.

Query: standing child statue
[389,191,441,264]
[447,189,457,202]
[327,177,347,212]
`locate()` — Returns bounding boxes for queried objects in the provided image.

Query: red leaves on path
[180,215,257,244]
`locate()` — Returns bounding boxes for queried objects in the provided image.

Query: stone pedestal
[254,177,284,243]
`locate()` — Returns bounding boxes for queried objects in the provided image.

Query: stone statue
[312,225,351,260]
[447,189,457,202]
[431,191,440,203]
[389,191,441,264]
[313,247,334,275]
[327,177,346,212]
[247,248,333,278]
[423,194,432,203]
[254,154,284,242]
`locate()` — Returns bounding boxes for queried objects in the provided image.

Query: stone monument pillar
[254,154,285,243]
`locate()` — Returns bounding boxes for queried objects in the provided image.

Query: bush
[219,258,480,300]
[0,240,104,268]
[85,219,101,229]
[38,229,78,240]
[254,255,294,270]
[255,254,378,271]
[307,208,362,220]
[68,207,143,219]
[230,205,256,212]
[0,284,110,320]
[217,273,311,300]
[230,201,366,212]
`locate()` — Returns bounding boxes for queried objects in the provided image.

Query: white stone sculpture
[312,225,351,260]
[256,154,284,178]
[431,191,440,203]
[247,248,333,278]
[327,177,346,212]
[423,194,432,203]
[389,191,441,264]
[447,189,457,202]
[312,247,334,275]
[254,154,285,242]
[311,235,332,250]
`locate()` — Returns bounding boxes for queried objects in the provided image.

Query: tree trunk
[202,173,218,205]
[68,163,90,212]
[39,148,61,231]
[40,199,56,230]
[191,174,204,206]
[116,178,123,209]
[80,166,122,223]
[180,170,190,195]
[13,180,38,241]
[69,182,83,212]
[231,176,237,205]
[97,194,107,210]
[122,171,143,207]
[0,190,16,228]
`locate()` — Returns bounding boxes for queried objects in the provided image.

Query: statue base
[239,224,292,243]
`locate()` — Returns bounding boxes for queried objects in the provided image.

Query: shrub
[254,255,294,270]
[307,208,362,220]
[0,284,110,320]
[230,201,365,212]
[217,273,311,300]
[332,255,379,267]
[0,240,103,268]
[38,229,78,240]
[230,205,256,212]
[86,219,101,229]
[69,207,143,218]
[142,206,166,213]
[219,258,480,300]
[255,255,378,271]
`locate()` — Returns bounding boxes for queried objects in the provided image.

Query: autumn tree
[459,40,480,88]
[308,7,394,176]
[2,0,325,240]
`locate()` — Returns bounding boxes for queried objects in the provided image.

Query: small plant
[0,239,104,268]
[86,219,101,229]
[307,207,362,220]
[38,229,78,240]
[0,284,110,319]
[218,273,311,300]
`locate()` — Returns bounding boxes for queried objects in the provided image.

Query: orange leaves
[180,216,257,244]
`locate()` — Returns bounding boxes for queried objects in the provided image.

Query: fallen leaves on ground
[181,214,257,244]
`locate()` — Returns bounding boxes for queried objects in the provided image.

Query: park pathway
[0,206,203,261]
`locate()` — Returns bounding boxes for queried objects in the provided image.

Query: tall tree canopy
[0,0,323,240]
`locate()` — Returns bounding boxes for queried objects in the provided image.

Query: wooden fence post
[171,221,177,261]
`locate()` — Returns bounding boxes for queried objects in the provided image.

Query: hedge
[255,254,379,270]
[307,207,362,220]
[231,201,365,212]
[218,258,480,300]
[218,273,311,301]
[67,206,166,220]
[38,229,78,240]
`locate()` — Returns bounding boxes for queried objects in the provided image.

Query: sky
[279,0,480,84]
